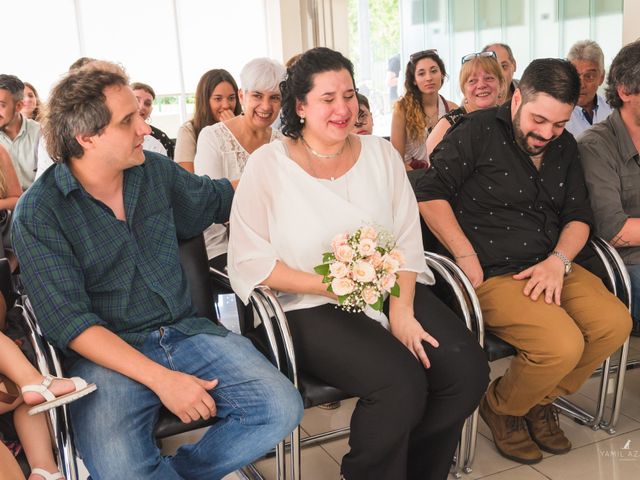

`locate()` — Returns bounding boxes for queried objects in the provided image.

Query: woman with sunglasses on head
[175,69,243,173]
[425,51,505,158]
[228,47,488,480]
[391,50,457,170]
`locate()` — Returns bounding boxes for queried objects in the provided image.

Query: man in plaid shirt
[12,61,302,479]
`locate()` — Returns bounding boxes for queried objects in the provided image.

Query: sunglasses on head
[410,49,438,64]
[461,51,497,65]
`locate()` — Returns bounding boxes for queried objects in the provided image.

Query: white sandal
[30,468,64,479]
[22,374,97,416]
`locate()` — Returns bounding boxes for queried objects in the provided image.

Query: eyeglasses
[354,108,371,128]
[410,49,438,64]
[461,51,497,65]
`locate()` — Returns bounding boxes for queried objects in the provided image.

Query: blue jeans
[626,264,640,327]
[66,328,303,480]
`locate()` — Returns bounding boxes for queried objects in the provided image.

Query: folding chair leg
[290,426,301,480]
[601,338,630,434]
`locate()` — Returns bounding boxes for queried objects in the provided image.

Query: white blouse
[194,122,282,259]
[228,135,434,325]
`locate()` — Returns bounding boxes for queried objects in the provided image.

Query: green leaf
[323,252,336,263]
[314,264,330,275]
[327,284,334,293]
[371,297,384,311]
[337,294,347,305]
[390,283,400,297]
[323,276,332,284]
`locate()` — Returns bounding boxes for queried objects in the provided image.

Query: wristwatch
[550,250,572,275]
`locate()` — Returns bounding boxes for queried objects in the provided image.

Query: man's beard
[513,105,556,156]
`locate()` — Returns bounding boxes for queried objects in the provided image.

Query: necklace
[303,137,352,181]
[301,135,347,159]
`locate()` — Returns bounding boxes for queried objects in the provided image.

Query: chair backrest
[177,235,217,323]
[0,258,11,303]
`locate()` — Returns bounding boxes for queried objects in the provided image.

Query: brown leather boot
[525,403,572,454]
[479,396,543,464]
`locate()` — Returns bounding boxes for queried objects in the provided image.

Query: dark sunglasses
[461,51,497,65]
[410,49,438,64]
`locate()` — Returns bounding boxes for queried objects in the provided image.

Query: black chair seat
[154,409,218,440]
[298,373,350,409]
[484,333,517,362]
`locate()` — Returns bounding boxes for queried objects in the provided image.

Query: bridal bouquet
[314,226,405,313]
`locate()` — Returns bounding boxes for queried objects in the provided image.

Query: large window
[2,0,271,137]
[397,0,623,105]
[348,0,401,136]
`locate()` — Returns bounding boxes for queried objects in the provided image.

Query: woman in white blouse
[228,48,488,480]
[194,58,285,267]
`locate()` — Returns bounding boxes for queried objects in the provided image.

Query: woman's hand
[389,304,439,369]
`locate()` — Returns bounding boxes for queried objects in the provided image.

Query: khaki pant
[477,264,631,416]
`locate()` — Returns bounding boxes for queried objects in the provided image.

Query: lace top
[194,122,283,259]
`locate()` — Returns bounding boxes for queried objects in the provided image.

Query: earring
[300,117,305,124]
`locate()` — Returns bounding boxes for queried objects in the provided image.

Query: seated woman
[20,83,41,122]
[228,47,488,480]
[1,291,96,480]
[425,51,505,158]
[0,146,22,271]
[390,50,457,170]
[354,92,374,135]
[194,58,286,268]
[174,69,242,173]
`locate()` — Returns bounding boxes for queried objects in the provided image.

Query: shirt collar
[15,112,28,138]
[54,160,144,198]
[55,162,82,197]
[609,109,639,164]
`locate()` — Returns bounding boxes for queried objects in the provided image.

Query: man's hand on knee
[154,371,219,423]
[513,257,565,305]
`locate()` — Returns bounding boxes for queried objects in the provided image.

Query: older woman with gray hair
[565,39,612,137]
[194,57,286,267]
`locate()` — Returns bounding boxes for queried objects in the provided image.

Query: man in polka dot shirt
[410,58,631,465]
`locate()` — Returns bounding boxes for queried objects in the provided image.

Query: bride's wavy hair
[280,47,355,140]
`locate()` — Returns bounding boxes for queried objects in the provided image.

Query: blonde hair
[459,56,505,99]
[0,168,6,199]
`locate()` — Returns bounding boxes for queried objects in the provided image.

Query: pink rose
[362,286,380,305]
[358,238,377,257]
[352,260,376,283]
[381,255,400,274]
[332,277,355,296]
[389,249,406,267]
[369,251,383,268]
[331,233,348,253]
[335,244,355,263]
[359,226,377,240]
[329,262,348,278]
[379,273,397,293]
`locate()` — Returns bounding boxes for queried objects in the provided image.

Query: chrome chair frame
[220,252,486,480]
[429,237,632,476]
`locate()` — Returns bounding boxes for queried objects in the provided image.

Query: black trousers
[285,283,489,480]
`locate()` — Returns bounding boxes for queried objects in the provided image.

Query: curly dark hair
[605,40,640,109]
[44,61,128,163]
[280,47,355,139]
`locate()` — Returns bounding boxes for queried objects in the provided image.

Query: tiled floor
[221,337,640,480]
[79,337,640,480]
